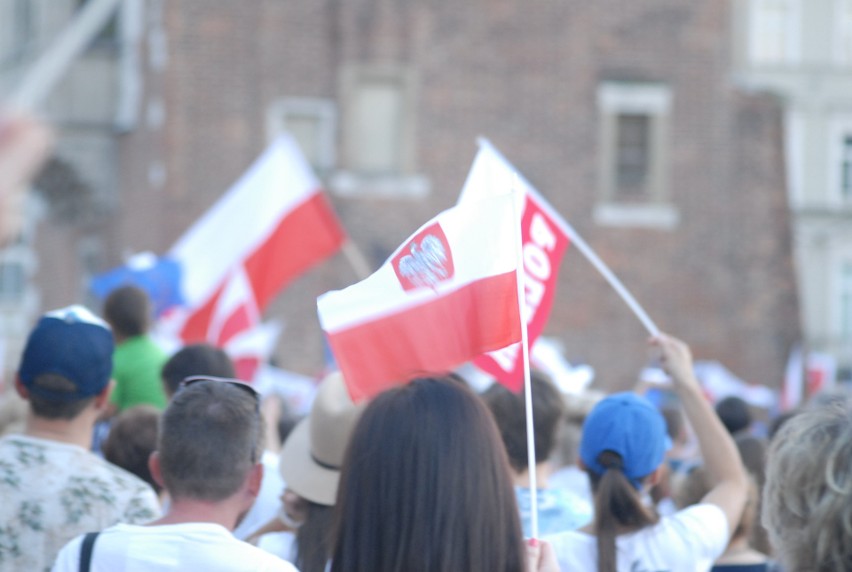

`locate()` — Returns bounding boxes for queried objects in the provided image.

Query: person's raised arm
[650,333,747,536]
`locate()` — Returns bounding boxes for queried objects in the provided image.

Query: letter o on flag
[523,244,550,281]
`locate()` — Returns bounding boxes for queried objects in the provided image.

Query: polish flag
[458,139,570,391]
[170,133,346,343]
[318,193,523,401]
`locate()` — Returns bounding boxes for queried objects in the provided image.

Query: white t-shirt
[52,522,299,572]
[233,450,286,540]
[0,434,160,572]
[546,504,729,572]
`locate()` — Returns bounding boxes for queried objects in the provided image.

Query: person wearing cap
[546,333,748,572]
[52,378,298,572]
[250,372,365,572]
[0,305,161,572]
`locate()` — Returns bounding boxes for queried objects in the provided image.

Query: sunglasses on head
[178,375,260,405]
[178,375,263,463]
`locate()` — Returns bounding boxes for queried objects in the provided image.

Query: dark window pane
[616,114,650,195]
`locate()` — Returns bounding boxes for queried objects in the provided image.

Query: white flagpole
[512,179,539,540]
[478,138,660,337]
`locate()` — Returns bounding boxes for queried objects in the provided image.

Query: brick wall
[73,0,800,390]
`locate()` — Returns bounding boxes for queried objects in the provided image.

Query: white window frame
[747,0,801,66]
[827,116,852,204]
[266,97,337,173]
[594,82,679,230]
[330,64,429,198]
[835,0,852,66]
[831,250,852,344]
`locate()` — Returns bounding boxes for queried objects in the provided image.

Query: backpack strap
[78,531,100,572]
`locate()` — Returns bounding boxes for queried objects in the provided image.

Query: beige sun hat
[278,371,365,506]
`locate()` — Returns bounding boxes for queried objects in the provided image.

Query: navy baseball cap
[580,392,668,489]
[18,305,114,401]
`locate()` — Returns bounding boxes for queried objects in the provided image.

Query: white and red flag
[94,133,346,382]
[317,193,523,401]
[168,133,346,345]
[458,139,571,391]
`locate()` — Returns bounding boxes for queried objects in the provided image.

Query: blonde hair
[762,403,852,570]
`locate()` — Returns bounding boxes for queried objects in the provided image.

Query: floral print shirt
[0,434,160,572]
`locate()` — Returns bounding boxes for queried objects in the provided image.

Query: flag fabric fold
[458,139,571,390]
[318,193,523,401]
[172,133,346,343]
[90,133,346,383]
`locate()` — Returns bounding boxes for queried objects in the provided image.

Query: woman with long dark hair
[547,334,748,571]
[330,375,557,572]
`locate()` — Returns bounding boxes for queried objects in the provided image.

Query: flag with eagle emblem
[317,193,522,401]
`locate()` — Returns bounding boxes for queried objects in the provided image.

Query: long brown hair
[588,451,659,572]
[330,376,525,572]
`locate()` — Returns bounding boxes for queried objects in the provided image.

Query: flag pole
[512,179,539,540]
[477,138,660,337]
[341,239,371,281]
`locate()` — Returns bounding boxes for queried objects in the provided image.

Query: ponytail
[588,451,659,572]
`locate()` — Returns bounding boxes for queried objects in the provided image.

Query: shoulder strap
[78,531,100,572]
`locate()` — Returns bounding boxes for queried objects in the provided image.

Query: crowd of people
[0,287,850,571]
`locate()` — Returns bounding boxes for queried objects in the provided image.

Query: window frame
[594,82,678,230]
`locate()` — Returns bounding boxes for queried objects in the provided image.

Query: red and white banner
[167,133,346,346]
[318,193,523,401]
[458,139,570,391]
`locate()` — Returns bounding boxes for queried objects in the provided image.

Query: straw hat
[278,371,365,506]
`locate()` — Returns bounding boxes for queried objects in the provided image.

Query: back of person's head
[102,405,162,493]
[762,401,852,571]
[734,434,771,555]
[715,396,752,435]
[158,379,261,501]
[675,464,760,544]
[661,406,686,445]
[103,285,152,339]
[482,371,565,474]
[17,305,114,420]
[330,376,524,572]
[767,409,798,442]
[580,392,666,572]
[735,434,767,487]
[161,344,236,398]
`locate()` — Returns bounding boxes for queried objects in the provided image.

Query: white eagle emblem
[397,234,450,289]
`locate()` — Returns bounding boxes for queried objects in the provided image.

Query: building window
[829,120,852,203]
[266,98,336,174]
[331,65,429,197]
[837,0,852,65]
[748,0,800,65]
[0,0,32,64]
[840,262,852,341]
[843,135,852,200]
[594,82,678,229]
[615,114,651,196]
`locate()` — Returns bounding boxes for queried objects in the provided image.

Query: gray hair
[159,380,262,502]
[762,402,852,570]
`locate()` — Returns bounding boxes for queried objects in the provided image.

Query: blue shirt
[515,486,593,538]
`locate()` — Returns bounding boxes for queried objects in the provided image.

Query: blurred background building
[0,0,811,393]
[732,0,852,383]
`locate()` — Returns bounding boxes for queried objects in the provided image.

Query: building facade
[733,0,852,382]
[2,0,800,392]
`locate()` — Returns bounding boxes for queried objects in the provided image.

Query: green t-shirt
[109,335,168,411]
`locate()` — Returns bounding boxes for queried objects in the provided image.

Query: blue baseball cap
[580,392,668,489]
[18,305,114,401]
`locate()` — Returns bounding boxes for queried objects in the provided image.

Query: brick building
[7,0,799,391]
